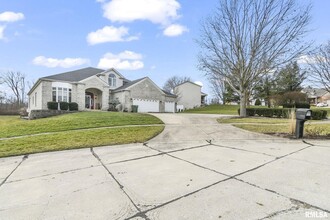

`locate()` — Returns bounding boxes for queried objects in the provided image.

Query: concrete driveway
[0,113,329,219]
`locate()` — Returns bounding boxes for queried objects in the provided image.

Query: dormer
[98,68,126,89]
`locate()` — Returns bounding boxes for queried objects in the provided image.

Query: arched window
[108,74,116,87]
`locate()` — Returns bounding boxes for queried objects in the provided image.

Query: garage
[132,99,160,113]
[165,101,175,113]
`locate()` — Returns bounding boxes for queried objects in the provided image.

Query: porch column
[102,87,109,111]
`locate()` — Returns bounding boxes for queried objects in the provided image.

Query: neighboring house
[301,87,330,105]
[174,81,207,110]
[27,67,177,113]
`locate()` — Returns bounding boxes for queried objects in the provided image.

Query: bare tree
[209,75,227,104]
[306,41,330,92]
[198,0,311,116]
[0,71,26,106]
[163,76,191,92]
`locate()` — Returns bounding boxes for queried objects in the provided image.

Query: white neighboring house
[174,81,207,110]
[27,67,177,113]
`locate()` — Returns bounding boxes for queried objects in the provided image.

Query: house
[174,81,207,110]
[301,87,330,105]
[27,67,177,113]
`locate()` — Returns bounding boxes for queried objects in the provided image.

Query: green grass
[311,106,330,116]
[234,124,290,134]
[218,117,289,124]
[183,104,240,115]
[0,112,163,138]
[0,112,165,158]
[0,126,164,158]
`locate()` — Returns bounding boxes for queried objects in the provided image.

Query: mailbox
[295,108,312,138]
[296,109,312,120]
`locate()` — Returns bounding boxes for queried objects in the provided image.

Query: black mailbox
[295,108,312,138]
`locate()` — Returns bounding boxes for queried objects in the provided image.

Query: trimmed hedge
[69,102,78,111]
[47,102,58,110]
[59,102,69,111]
[48,102,78,111]
[283,103,310,108]
[238,108,327,120]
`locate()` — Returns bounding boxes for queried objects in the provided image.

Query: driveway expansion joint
[90,147,146,217]
[0,154,28,187]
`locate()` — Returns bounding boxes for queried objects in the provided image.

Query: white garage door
[133,99,159,113]
[165,101,175,113]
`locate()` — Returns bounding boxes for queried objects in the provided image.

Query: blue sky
[1,0,330,98]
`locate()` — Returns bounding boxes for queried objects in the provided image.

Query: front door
[85,95,92,109]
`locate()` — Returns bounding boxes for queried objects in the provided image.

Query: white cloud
[297,55,325,64]
[163,24,188,37]
[87,26,138,45]
[97,51,144,70]
[33,56,90,68]
[102,0,180,25]
[0,11,24,23]
[0,25,6,40]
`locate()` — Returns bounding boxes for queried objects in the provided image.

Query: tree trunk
[239,91,247,117]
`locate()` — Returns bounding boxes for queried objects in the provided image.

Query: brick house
[27,67,177,113]
[301,87,330,105]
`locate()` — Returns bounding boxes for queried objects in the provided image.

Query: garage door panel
[133,99,159,113]
[165,102,175,113]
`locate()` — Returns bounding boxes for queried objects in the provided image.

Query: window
[52,87,56,102]
[52,87,71,102]
[108,74,116,87]
[35,92,37,106]
[58,88,63,102]
[63,88,68,102]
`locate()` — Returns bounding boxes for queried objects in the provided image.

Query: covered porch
[85,88,103,110]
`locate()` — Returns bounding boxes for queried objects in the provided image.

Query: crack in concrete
[124,141,323,219]
[236,177,330,215]
[211,143,275,157]
[90,148,150,220]
[6,165,101,184]
[144,143,231,177]
[125,176,234,220]
[0,155,28,187]
[257,206,298,220]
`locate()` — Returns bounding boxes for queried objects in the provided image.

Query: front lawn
[0,112,164,157]
[183,104,240,115]
[0,126,163,158]
[183,104,268,115]
[0,111,163,138]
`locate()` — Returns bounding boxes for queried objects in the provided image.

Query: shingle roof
[42,67,105,82]
[113,77,147,92]
[302,87,328,98]
[162,89,176,97]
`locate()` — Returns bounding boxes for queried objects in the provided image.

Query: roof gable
[175,81,202,89]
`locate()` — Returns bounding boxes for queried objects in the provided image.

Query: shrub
[283,103,310,108]
[237,108,327,120]
[69,102,78,111]
[255,99,261,106]
[59,102,69,110]
[296,103,311,108]
[312,110,328,120]
[47,102,58,110]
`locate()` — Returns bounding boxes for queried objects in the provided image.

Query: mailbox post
[295,109,312,138]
